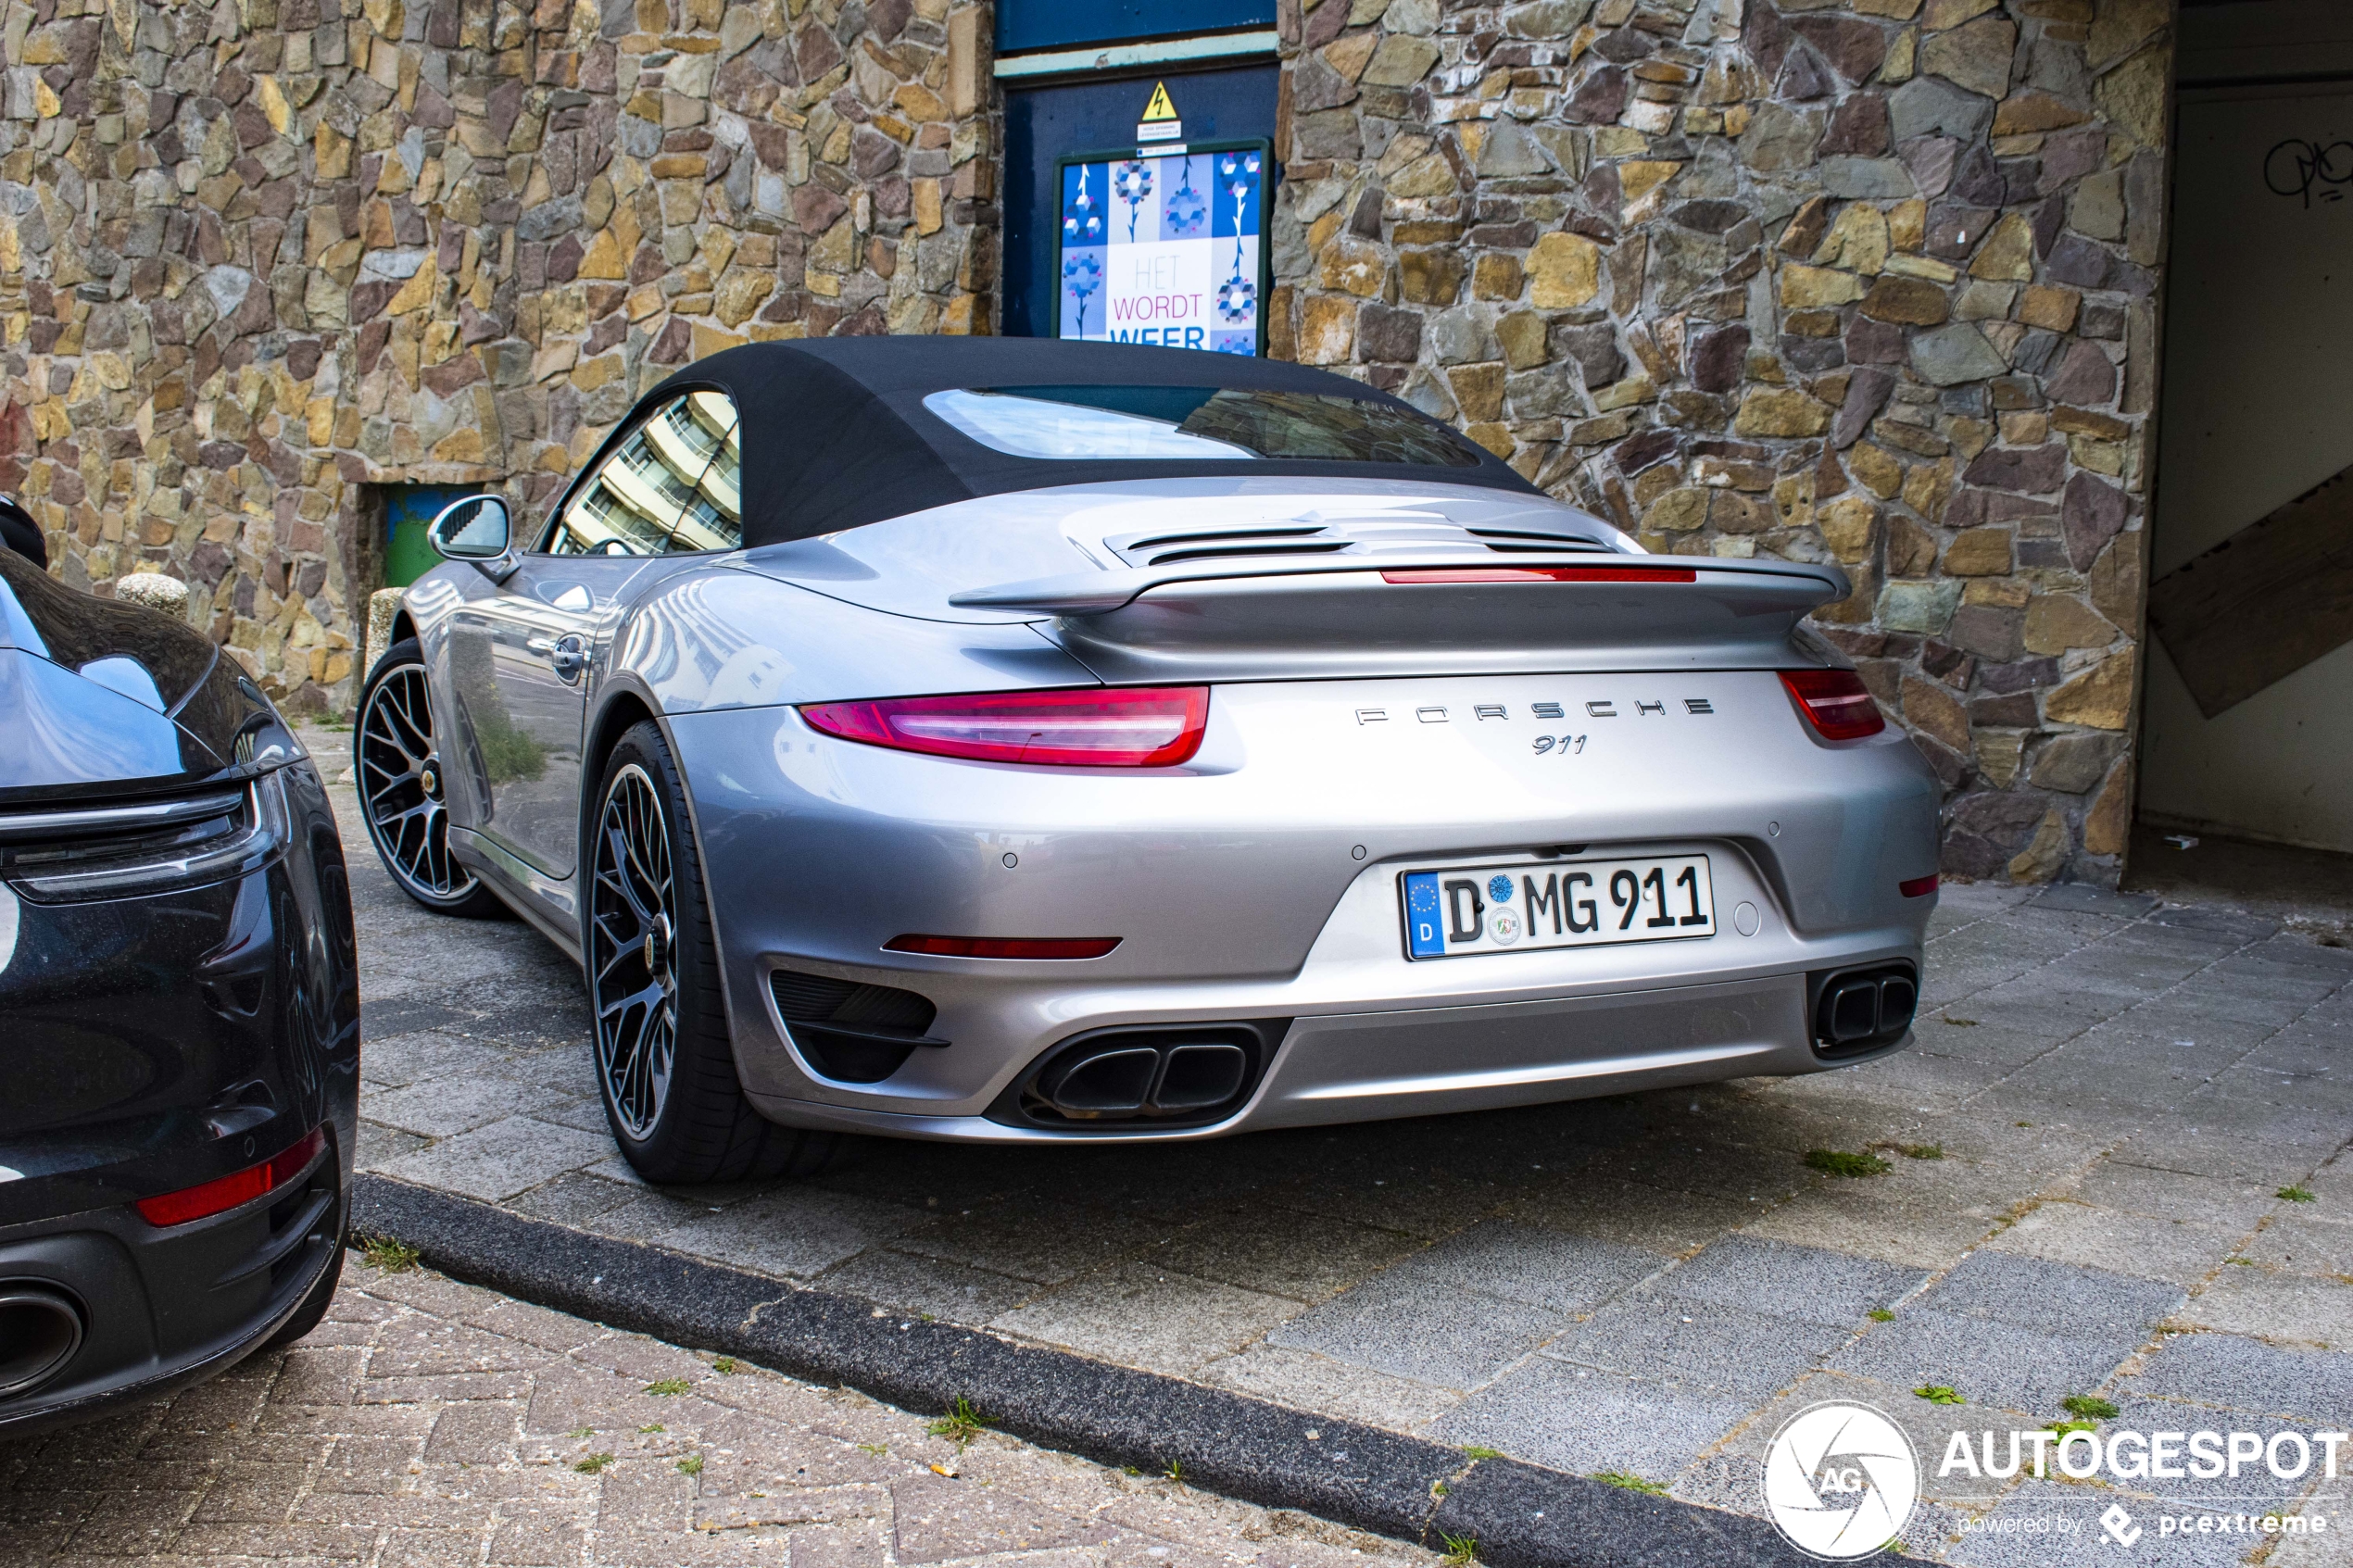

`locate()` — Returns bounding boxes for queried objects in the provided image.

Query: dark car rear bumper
[0,1138,346,1435]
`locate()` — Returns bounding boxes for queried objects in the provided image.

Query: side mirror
[428,495,512,560]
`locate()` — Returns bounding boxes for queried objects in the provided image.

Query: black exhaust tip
[1042,1047,1161,1114]
[992,1021,1290,1131]
[1154,1043,1250,1110]
[0,1283,84,1399]
[1808,963,1919,1059]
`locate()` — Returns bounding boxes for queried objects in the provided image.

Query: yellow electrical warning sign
[1140,82,1178,122]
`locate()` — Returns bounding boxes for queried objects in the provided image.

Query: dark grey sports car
[359,338,1939,1185]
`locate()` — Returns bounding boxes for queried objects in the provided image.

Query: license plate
[1402,856,1715,959]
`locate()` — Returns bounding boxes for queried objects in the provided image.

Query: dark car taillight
[1780,669,1886,742]
[135,1127,326,1227]
[800,687,1209,767]
[0,771,290,903]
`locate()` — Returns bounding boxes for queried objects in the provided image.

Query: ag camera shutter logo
[1762,1401,1919,1559]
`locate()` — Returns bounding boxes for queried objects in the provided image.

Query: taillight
[1379,566,1697,583]
[1900,874,1939,898]
[1780,670,1886,741]
[136,1127,325,1227]
[800,687,1209,767]
[885,935,1122,959]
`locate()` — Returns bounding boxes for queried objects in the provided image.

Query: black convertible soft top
[635,338,1541,547]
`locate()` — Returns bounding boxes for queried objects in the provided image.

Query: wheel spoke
[359,665,475,905]
[589,764,682,1143]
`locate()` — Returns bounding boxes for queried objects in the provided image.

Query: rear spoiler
[951,555,1852,680]
[949,554,1845,617]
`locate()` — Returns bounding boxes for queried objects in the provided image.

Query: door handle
[528,634,589,682]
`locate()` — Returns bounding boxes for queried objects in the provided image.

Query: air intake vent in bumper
[769,970,945,1085]
[1808,963,1919,1059]
[988,1020,1290,1132]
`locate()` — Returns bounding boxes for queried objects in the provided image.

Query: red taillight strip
[800,687,1209,768]
[1900,874,1940,898]
[1379,566,1698,583]
[1779,669,1887,742]
[884,935,1122,960]
[136,1127,326,1227]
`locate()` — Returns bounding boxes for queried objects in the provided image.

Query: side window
[541,390,740,556]
[662,391,742,554]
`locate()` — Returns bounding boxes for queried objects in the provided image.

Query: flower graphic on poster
[1114,158,1154,242]
[1063,164,1101,245]
[1216,150,1260,325]
[1062,250,1102,334]
[1163,157,1206,237]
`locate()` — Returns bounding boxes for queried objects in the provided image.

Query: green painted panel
[383,484,477,589]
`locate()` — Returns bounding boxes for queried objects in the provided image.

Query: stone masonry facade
[2,0,2171,884]
[0,0,997,703]
[1269,0,2170,884]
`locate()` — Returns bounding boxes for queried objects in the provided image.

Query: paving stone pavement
[2,1256,1431,1568]
[309,729,2353,1562]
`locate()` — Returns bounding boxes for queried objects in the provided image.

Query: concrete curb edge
[354,1172,1819,1567]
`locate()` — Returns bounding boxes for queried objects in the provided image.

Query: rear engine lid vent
[1466,527,1617,555]
[769,970,945,1085]
[1108,526,1347,567]
[988,1019,1290,1132]
[1101,515,1625,571]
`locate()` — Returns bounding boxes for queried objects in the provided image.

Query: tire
[259,1224,346,1352]
[587,721,840,1184]
[353,638,504,917]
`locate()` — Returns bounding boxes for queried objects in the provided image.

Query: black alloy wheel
[586,721,839,1183]
[355,639,502,917]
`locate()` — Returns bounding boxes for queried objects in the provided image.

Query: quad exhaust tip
[995,1021,1290,1131]
[1811,963,1919,1059]
[0,1282,84,1399]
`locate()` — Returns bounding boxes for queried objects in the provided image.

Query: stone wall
[1269,0,2169,884]
[0,0,996,711]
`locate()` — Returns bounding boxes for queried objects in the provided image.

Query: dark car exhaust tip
[0,1283,85,1399]
[1808,963,1919,1060]
[992,1021,1290,1131]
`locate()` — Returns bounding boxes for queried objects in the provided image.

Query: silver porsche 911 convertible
[358,338,1940,1183]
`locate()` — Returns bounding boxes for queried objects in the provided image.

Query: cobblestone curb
[354,1173,1823,1568]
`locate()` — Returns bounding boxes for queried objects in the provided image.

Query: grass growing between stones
[677,1455,703,1476]
[359,1235,421,1273]
[1869,1309,1895,1323]
[1914,1386,1966,1405]
[1595,1472,1668,1495]
[574,1452,614,1474]
[644,1378,692,1396]
[928,1395,988,1449]
[1459,1446,1504,1461]
[2062,1395,2120,1421]
[1438,1531,1480,1566]
[1806,1148,1892,1178]
[2279,1185,2316,1203]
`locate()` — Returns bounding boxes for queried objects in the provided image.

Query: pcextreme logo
[1762,1401,1919,1560]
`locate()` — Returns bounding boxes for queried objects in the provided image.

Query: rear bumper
[0,1140,346,1435]
[746,968,1912,1143]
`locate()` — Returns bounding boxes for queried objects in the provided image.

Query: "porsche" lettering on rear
[1355,698,1716,724]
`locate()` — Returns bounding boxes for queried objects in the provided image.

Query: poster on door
[1055,141,1267,356]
